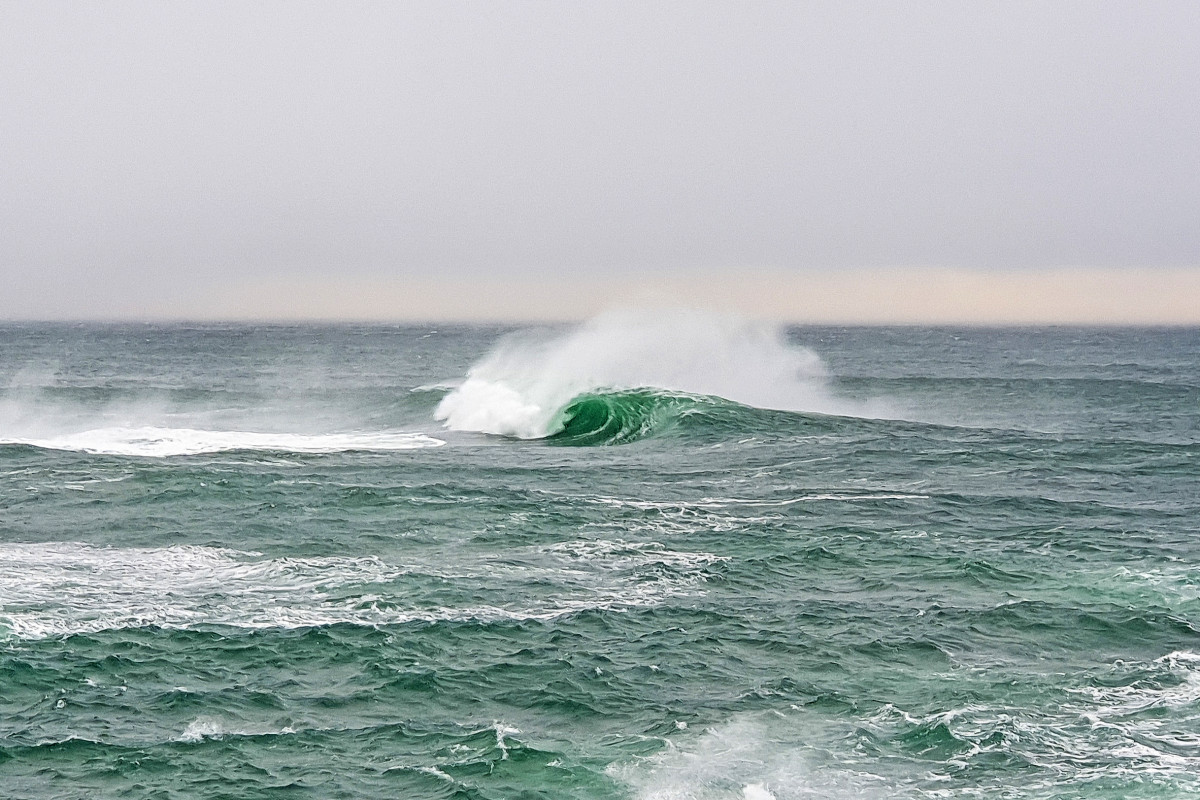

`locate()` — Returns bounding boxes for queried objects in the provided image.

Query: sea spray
[435,309,851,439]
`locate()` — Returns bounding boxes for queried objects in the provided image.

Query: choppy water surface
[2,317,1198,799]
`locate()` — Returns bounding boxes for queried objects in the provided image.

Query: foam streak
[1,427,445,457]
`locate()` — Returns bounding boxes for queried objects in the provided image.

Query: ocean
[1,313,1198,799]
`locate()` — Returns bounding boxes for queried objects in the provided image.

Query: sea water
[1,314,1198,799]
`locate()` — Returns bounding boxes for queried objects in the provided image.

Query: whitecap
[177,716,296,743]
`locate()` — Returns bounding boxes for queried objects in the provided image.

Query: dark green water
[2,319,1198,799]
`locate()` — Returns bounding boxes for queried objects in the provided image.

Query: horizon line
[8,266,1200,326]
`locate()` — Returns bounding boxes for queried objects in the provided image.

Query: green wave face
[547,389,706,445]
[545,388,843,446]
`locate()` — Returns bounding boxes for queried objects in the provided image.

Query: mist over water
[2,322,1199,799]
[0,324,451,456]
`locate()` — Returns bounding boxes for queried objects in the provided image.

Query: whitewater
[2,317,1198,800]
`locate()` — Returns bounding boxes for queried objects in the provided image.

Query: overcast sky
[3,1,1199,322]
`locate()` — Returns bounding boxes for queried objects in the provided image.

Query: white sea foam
[0,540,722,639]
[615,655,1200,800]
[586,494,929,511]
[609,713,887,800]
[179,717,230,743]
[861,653,1200,796]
[1075,651,1200,720]
[0,427,445,456]
[435,309,880,439]
[492,722,520,760]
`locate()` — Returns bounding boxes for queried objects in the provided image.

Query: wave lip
[0,427,445,457]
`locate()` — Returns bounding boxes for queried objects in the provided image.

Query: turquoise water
[2,318,1198,799]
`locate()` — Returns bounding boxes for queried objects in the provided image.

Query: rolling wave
[436,309,887,442]
[548,389,730,445]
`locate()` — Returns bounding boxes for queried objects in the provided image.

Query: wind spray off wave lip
[434,309,893,441]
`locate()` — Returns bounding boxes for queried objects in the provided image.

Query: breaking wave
[435,309,881,442]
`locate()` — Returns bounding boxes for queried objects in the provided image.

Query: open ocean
[2,314,1198,800]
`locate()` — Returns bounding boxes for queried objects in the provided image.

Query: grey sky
[3,1,1199,321]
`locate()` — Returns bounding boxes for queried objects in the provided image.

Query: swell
[545,387,1200,446]
[545,385,1200,447]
